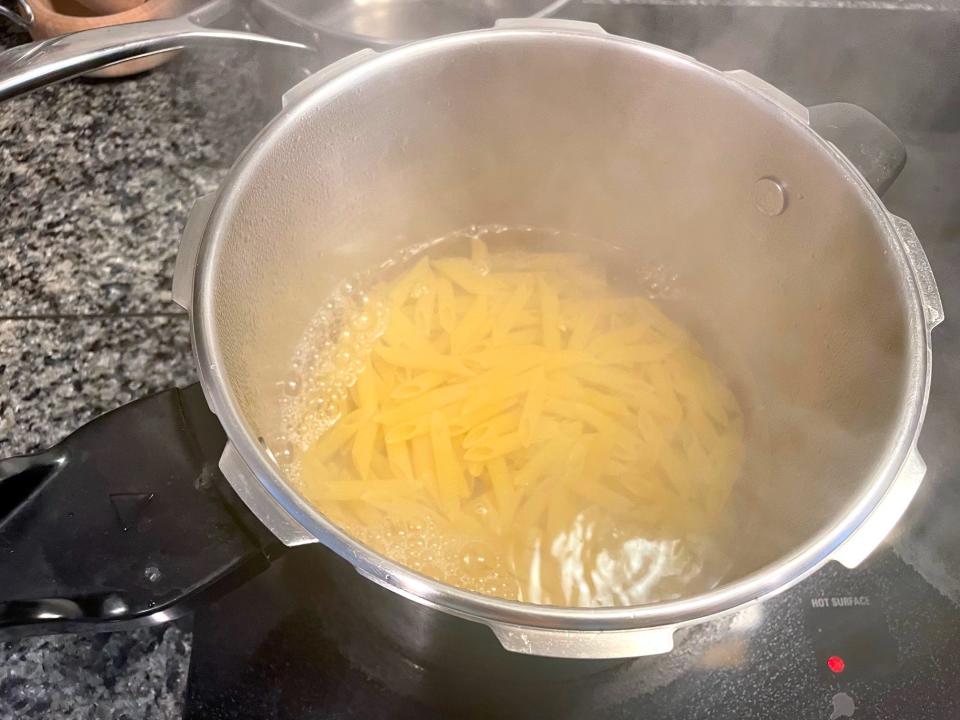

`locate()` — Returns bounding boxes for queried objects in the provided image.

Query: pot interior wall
[204,31,912,592]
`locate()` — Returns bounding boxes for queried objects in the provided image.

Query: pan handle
[0,0,309,102]
[830,449,927,569]
[808,102,907,197]
[0,383,280,639]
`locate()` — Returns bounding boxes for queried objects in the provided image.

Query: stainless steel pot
[0,0,570,100]
[168,18,943,658]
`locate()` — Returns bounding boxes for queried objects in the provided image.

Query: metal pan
[0,0,571,100]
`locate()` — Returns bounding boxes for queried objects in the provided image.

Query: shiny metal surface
[0,0,33,31]
[0,0,570,101]
[175,20,940,657]
[268,0,570,42]
[0,1,309,101]
[250,0,573,102]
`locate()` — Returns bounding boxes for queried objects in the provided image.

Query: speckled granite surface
[0,31,267,316]
[0,17,266,719]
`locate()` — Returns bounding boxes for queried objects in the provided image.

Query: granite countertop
[0,21,266,719]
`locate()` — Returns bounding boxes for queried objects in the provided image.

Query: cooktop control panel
[805,584,899,682]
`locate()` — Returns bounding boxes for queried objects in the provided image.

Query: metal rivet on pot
[754,177,787,216]
[144,565,162,583]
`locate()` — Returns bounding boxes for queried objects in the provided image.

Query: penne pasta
[385,438,415,482]
[284,229,744,607]
[491,278,535,346]
[518,370,547,446]
[389,256,434,307]
[351,420,378,481]
[434,257,505,295]
[538,276,563,351]
[431,410,468,516]
[436,276,458,335]
[391,371,446,400]
[451,294,491,355]
[375,343,474,376]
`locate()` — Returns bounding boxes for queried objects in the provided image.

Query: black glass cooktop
[184,5,960,719]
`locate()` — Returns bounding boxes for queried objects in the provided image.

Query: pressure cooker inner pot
[202,32,912,605]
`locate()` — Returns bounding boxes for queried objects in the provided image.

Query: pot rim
[191,26,931,632]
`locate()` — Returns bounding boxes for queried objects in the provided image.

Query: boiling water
[278,226,744,607]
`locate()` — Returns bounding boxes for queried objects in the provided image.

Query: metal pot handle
[808,102,907,197]
[890,214,944,330]
[724,72,907,198]
[0,0,308,102]
[831,450,927,569]
[489,622,678,659]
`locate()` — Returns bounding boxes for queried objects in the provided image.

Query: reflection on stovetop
[185,5,960,719]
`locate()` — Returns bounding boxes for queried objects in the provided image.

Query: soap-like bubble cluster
[278,275,389,461]
[331,508,520,600]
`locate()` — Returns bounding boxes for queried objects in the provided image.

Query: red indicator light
[827,655,846,673]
